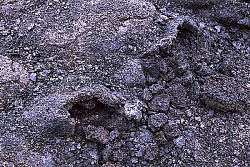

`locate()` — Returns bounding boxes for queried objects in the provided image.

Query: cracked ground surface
[0,0,249,166]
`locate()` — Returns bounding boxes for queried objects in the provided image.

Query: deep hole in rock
[68,98,116,128]
[68,97,134,142]
[67,97,135,165]
[177,22,198,40]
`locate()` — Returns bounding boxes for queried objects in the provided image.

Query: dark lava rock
[0,55,29,110]
[144,143,159,161]
[109,130,120,141]
[1,0,249,166]
[141,57,160,78]
[189,81,201,100]
[165,84,190,108]
[116,59,146,87]
[180,71,194,86]
[81,142,100,165]
[149,83,165,94]
[162,67,176,82]
[83,125,109,144]
[107,114,135,131]
[149,94,170,113]
[148,113,168,132]
[143,88,153,101]
[218,58,234,76]
[201,74,248,112]
[173,136,186,148]
[102,162,124,167]
[23,85,122,137]
[170,0,220,9]
[135,129,154,144]
[175,57,190,76]
[163,124,181,139]
[196,62,214,76]
[154,131,168,144]
[213,4,250,28]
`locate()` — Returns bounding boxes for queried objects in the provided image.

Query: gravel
[0,0,249,166]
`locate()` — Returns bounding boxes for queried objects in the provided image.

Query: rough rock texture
[23,84,123,137]
[119,100,145,122]
[0,0,249,166]
[83,125,109,144]
[148,113,168,132]
[0,55,29,110]
[171,0,220,9]
[201,74,248,112]
[149,94,170,112]
[165,84,190,108]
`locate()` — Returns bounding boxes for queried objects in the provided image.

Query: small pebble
[131,157,138,164]
[77,143,81,149]
[195,117,201,122]
[56,138,61,144]
[174,136,186,147]
[28,23,35,31]
[30,73,37,82]
[215,25,221,33]
[10,127,16,131]
[199,22,205,28]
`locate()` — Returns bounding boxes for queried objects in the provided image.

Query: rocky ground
[0,0,249,166]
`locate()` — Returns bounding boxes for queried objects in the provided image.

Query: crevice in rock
[66,94,134,143]
[68,97,116,133]
[177,21,198,41]
[65,92,137,165]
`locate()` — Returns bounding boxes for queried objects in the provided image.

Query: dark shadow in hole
[67,97,135,165]
[177,21,198,40]
[68,98,115,127]
[68,97,134,133]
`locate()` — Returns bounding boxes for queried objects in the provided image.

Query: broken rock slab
[40,0,156,50]
[0,55,29,84]
[201,74,248,112]
[23,85,124,137]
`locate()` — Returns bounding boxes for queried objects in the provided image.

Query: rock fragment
[165,84,189,108]
[117,59,146,87]
[143,88,153,101]
[163,124,181,139]
[144,143,159,161]
[23,85,122,137]
[171,0,220,9]
[0,55,29,84]
[141,58,160,78]
[174,136,186,147]
[30,73,37,82]
[120,100,145,122]
[149,83,164,94]
[148,113,168,132]
[189,81,201,100]
[83,125,109,144]
[149,94,170,112]
[213,4,249,28]
[201,74,248,112]
[102,162,124,167]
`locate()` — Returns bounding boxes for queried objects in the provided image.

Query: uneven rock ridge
[0,0,249,166]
